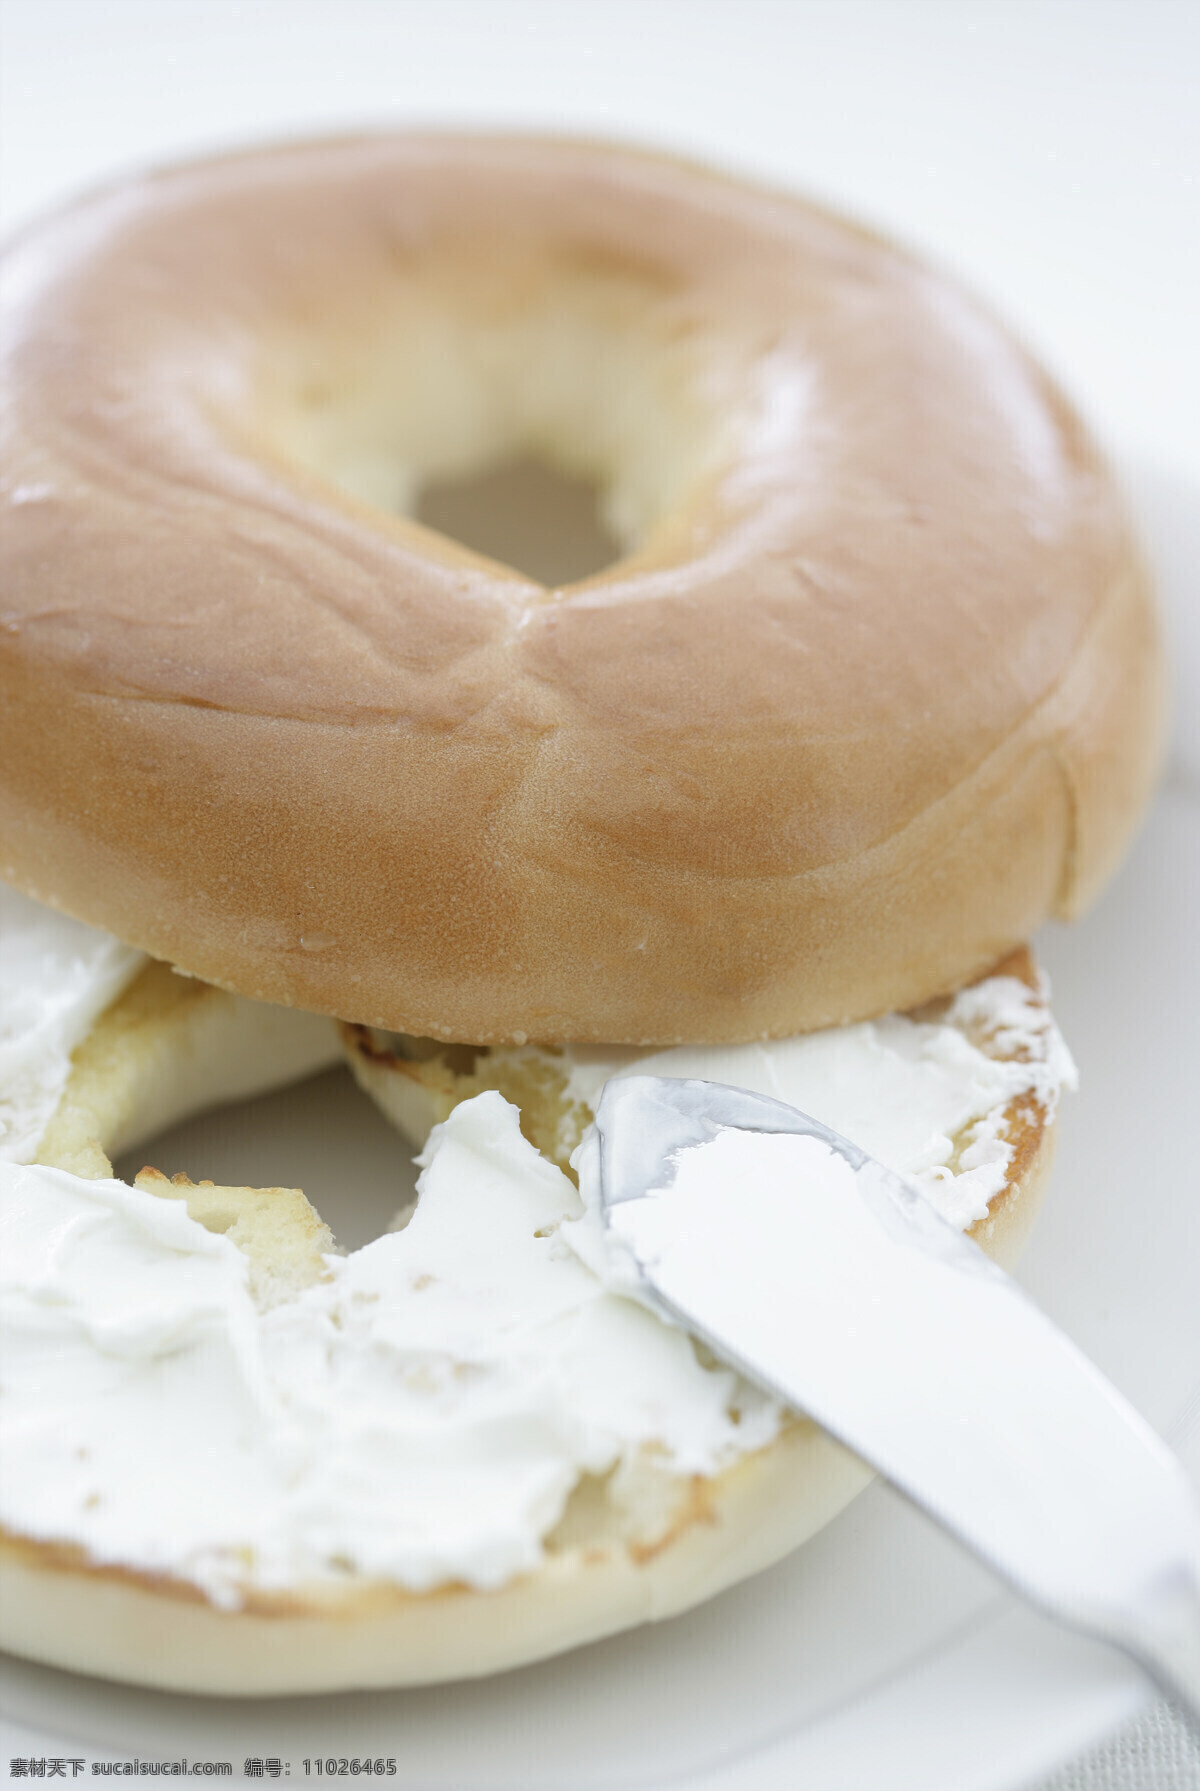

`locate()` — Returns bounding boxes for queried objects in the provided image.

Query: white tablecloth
[1031,1702,1200,1791]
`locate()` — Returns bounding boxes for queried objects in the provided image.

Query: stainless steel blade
[580,1075,1200,1727]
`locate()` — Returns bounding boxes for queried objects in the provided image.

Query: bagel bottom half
[0,953,1061,1695]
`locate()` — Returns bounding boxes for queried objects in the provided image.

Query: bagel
[0,133,1164,1044]
[0,931,1067,1694]
[0,133,1161,1695]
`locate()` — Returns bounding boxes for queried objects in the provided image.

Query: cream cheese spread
[0,1094,778,1602]
[552,976,1076,1230]
[0,881,1076,1603]
[0,884,145,1163]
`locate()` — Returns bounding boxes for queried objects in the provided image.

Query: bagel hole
[261,250,731,584]
[415,455,622,587]
[113,1066,419,1253]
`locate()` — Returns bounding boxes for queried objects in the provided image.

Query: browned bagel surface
[0,136,1164,1042]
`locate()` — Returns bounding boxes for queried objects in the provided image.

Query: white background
[3,0,1198,487]
[1,4,1198,1788]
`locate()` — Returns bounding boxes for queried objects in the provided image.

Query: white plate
[1,460,1197,1789]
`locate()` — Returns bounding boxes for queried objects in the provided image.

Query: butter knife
[579,1075,1200,1730]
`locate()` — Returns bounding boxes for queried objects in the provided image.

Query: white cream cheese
[0,878,1076,1603]
[0,884,145,1163]
[554,976,1076,1230]
[0,1094,778,1602]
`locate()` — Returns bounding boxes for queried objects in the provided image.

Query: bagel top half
[0,134,1164,1043]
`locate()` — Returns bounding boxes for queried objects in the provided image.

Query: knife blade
[578,1075,1200,1729]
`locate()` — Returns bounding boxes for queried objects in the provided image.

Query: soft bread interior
[33,961,342,1307]
[34,958,339,1180]
[131,1166,335,1310]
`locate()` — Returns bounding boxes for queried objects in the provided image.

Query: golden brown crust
[0,134,1163,1043]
